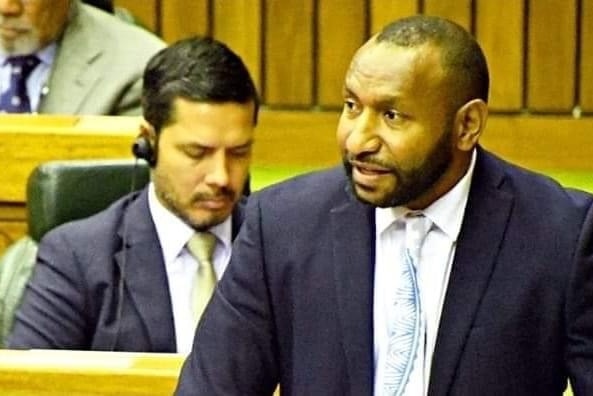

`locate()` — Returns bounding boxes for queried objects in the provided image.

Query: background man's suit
[40,1,165,116]
[176,147,593,395]
[7,187,245,352]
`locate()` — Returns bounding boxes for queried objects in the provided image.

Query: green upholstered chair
[0,159,149,347]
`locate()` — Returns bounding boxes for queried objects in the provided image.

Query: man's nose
[345,111,381,156]
[0,0,24,17]
[203,152,230,188]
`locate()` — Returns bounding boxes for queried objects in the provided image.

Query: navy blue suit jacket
[8,187,245,352]
[176,148,593,395]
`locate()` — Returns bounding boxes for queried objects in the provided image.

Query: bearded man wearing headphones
[7,36,258,353]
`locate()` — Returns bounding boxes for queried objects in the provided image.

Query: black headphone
[132,136,157,167]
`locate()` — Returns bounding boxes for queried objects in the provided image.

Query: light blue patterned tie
[383,212,432,396]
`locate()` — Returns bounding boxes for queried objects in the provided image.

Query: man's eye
[184,149,206,159]
[230,147,251,158]
[384,110,403,122]
[344,99,359,112]
[385,110,398,120]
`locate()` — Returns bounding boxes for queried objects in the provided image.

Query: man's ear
[454,99,488,151]
[139,119,157,144]
[132,120,158,166]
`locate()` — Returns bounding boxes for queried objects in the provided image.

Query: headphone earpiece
[132,136,156,167]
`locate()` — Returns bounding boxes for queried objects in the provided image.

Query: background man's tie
[186,232,217,326]
[0,55,40,113]
[383,212,432,396]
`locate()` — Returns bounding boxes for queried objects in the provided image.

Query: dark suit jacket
[175,148,593,395]
[7,187,245,352]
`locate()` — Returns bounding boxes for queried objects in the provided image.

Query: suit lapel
[428,149,514,395]
[231,196,246,239]
[114,189,176,351]
[40,4,105,114]
[331,184,376,394]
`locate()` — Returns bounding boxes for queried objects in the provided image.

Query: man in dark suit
[7,36,259,353]
[175,16,593,395]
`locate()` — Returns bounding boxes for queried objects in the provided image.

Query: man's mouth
[193,194,233,210]
[350,160,391,187]
[0,25,28,39]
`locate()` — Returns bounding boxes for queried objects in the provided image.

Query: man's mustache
[191,188,235,203]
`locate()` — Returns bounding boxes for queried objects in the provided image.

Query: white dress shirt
[0,43,56,112]
[148,183,233,354]
[373,150,476,396]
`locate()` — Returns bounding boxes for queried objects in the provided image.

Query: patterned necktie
[186,232,217,326]
[383,212,432,396]
[0,55,40,113]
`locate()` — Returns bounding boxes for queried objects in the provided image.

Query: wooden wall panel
[528,0,577,112]
[113,0,160,34]
[482,115,593,171]
[264,0,314,106]
[130,0,593,114]
[370,0,418,34]
[424,0,471,30]
[317,0,366,108]
[254,111,340,167]
[160,0,209,43]
[475,0,524,111]
[581,0,593,112]
[213,0,263,95]
[114,0,158,33]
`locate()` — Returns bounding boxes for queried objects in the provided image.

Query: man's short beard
[0,27,41,56]
[343,127,454,208]
[157,187,236,232]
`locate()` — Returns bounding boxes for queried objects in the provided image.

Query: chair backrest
[27,159,149,242]
[0,159,149,346]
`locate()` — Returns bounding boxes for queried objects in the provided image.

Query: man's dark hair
[142,36,259,133]
[377,15,489,109]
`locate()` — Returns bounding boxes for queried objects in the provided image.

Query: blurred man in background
[0,0,164,115]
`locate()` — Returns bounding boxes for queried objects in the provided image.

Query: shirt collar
[147,182,232,265]
[36,43,57,67]
[376,149,477,241]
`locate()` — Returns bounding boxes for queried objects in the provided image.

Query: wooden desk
[0,349,184,395]
[0,114,140,204]
[0,115,140,252]
[0,349,282,395]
